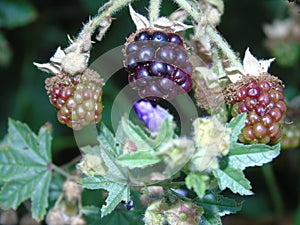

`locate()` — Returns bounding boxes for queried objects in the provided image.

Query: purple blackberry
[124,29,193,101]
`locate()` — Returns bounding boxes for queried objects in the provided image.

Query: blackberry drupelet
[124,29,193,101]
[227,74,286,145]
[46,69,104,130]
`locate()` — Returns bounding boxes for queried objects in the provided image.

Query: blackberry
[45,69,104,130]
[124,28,193,101]
[282,122,300,149]
[225,73,286,145]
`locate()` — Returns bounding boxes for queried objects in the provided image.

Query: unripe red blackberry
[282,122,300,149]
[45,69,104,130]
[225,73,286,145]
[124,28,193,101]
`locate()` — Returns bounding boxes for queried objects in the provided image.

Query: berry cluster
[282,122,300,149]
[124,29,193,101]
[46,69,104,130]
[229,76,286,144]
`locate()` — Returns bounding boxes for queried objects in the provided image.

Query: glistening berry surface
[124,29,193,101]
[228,75,286,145]
[45,69,104,130]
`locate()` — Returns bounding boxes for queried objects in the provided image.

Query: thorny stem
[174,0,243,70]
[149,0,162,25]
[76,0,134,44]
[174,0,202,22]
[262,164,284,218]
[206,25,243,70]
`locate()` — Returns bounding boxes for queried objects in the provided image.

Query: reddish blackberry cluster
[124,29,193,101]
[46,69,104,130]
[282,122,300,149]
[228,75,286,144]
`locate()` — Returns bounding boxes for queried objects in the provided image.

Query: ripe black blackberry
[124,29,193,101]
[45,69,104,130]
[225,73,287,145]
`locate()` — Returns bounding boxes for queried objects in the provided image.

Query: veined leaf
[82,176,130,217]
[227,113,247,143]
[213,166,253,196]
[119,117,154,151]
[200,212,222,225]
[0,119,52,220]
[228,142,281,170]
[185,173,210,199]
[151,113,174,148]
[101,147,129,182]
[98,123,121,156]
[117,151,162,168]
[196,192,243,216]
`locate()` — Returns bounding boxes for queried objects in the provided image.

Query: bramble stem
[77,0,133,42]
[149,0,162,25]
[205,25,243,70]
[262,164,284,217]
[174,0,243,70]
[51,163,77,180]
[174,0,202,22]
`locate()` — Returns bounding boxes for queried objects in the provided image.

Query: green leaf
[227,113,247,143]
[213,166,253,196]
[118,117,154,151]
[101,147,129,182]
[82,176,130,217]
[0,0,37,28]
[78,146,108,177]
[200,212,222,225]
[228,142,281,170]
[117,151,162,168]
[196,193,243,216]
[151,112,174,148]
[185,173,210,199]
[0,119,52,220]
[98,123,121,156]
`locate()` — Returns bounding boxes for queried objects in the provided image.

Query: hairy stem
[174,0,243,70]
[149,0,162,25]
[51,163,77,180]
[174,0,202,22]
[262,164,284,218]
[206,25,243,70]
[77,0,134,42]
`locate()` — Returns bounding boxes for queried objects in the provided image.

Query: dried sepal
[152,17,193,32]
[34,46,90,76]
[129,4,192,32]
[193,66,226,110]
[96,15,112,41]
[226,48,275,83]
[129,4,150,30]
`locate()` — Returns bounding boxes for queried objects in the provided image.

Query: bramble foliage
[1,0,299,224]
